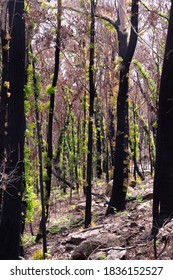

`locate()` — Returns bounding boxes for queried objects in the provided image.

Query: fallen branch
[99,245,136,252]
[53,169,75,190]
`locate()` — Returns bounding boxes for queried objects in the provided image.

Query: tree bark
[107,0,139,214]
[95,94,102,178]
[0,0,25,259]
[85,0,96,228]
[0,1,8,158]
[45,0,62,220]
[152,1,173,235]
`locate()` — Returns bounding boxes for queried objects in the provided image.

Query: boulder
[71,239,101,260]
[70,231,125,260]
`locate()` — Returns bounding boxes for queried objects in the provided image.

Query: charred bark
[152,1,173,235]
[85,0,96,228]
[45,0,62,221]
[107,0,139,214]
[0,0,25,260]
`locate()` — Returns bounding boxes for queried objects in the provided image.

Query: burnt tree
[152,0,173,235]
[106,0,139,213]
[0,1,8,207]
[45,0,62,220]
[0,0,25,260]
[85,0,96,228]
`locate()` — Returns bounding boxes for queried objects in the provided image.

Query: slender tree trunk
[45,0,61,220]
[82,91,87,194]
[130,104,145,181]
[152,1,173,235]
[0,0,25,259]
[54,102,72,166]
[85,0,96,228]
[76,119,81,193]
[71,115,79,192]
[132,105,137,180]
[31,55,47,257]
[95,94,102,178]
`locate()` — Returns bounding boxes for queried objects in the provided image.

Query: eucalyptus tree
[106,0,139,213]
[152,0,173,235]
[44,0,62,226]
[85,0,97,228]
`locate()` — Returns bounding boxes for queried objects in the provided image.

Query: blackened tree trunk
[31,55,47,257]
[85,0,96,228]
[45,0,62,221]
[0,0,25,259]
[82,90,87,194]
[95,94,102,178]
[0,1,8,208]
[152,1,173,235]
[108,98,116,168]
[107,0,139,214]
[130,104,145,181]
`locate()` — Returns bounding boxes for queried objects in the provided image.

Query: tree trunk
[85,0,96,228]
[45,0,62,220]
[108,102,116,167]
[130,104,145,181]
[95,94,102,178]
[0,0,25,260]
[0,1,8,209]
[152,1,173,235]
[107,0,139,214]
[82,91,87,194]
[32,56,47,257]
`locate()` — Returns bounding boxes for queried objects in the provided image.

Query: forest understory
[23,176,173,260]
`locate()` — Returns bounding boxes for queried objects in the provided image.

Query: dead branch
[52,169,75,190]
[99,245,136,252]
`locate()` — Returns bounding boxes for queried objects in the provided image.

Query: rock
[67,235,85,246]
[107,248,127,260]
[75,201,99,213]
[97,233,123,247]
[136,201,151,211]
[70,231,125,260]
[65,243,76,252]
[158,219,173,239]
[71,239,101,259]
[90,251,107,260]
[75,202,86,212]
[67,226,105,245]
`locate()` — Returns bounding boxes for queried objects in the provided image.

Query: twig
[87,244,103,260]
[99,245,136,252]
[157,237,168,258]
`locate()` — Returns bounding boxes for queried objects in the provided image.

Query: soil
[23,176,173,260]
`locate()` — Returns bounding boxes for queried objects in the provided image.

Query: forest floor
[23,176,173,260]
